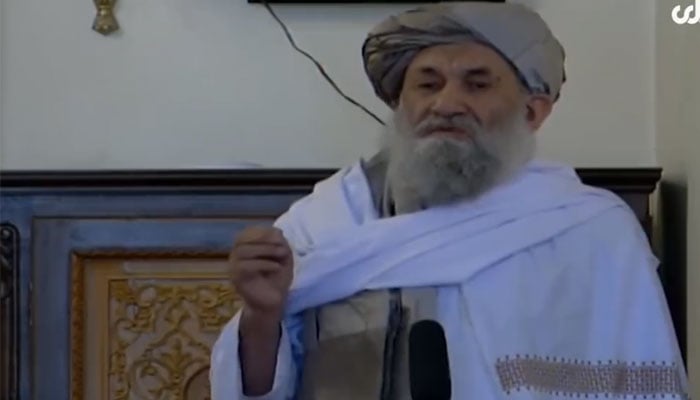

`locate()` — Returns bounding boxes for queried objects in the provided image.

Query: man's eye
[467,81,491,90]
[418,82,438,90]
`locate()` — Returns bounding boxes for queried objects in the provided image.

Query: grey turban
[362,2,566,107]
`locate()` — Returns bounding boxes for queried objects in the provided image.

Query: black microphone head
[408,319,451,400]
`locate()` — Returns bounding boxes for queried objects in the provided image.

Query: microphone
[408,320,451,400]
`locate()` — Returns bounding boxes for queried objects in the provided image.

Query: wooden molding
[0,167,662,194]
[0,223,20,400]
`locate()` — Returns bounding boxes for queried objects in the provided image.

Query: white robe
[210,159,688,399]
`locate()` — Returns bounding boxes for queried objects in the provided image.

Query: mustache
[413,115,483,137]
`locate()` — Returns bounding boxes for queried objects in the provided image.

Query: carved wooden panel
[70,251,239,400]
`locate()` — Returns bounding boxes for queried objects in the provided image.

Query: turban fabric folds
[362,2,566,107]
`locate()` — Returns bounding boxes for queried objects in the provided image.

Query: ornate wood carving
[0,223,20,400]
[70,250,241,400]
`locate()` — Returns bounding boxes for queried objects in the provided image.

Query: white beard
[384,107,536,212]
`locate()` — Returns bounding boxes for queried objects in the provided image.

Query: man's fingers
[233,244,289,261]
[235,227,287,246]
[234,260,283,280]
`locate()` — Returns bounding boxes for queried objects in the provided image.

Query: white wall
[0,0,657,170]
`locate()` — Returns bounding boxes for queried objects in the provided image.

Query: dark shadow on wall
[658,180,688,366]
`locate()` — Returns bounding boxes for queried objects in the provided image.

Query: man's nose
[430,85,468,118]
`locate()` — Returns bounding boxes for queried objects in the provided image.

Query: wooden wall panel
[29,217,273,400]
[71,253,236,400]
[0,168,669,400]
[0,223,20,400]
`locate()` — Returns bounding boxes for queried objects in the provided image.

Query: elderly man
[210,2,687,399]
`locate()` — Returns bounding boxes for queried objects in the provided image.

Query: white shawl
[211,159,688,399]
[277,160,624,312]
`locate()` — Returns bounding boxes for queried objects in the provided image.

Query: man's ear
[525,95,553,131]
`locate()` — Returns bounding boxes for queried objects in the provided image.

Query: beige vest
[298,288,438,400]
[298,152,438,399]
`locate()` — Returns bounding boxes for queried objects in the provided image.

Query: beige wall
[687,36,700,400]
[0,0,657,169]
[655,0,700,397]
[690,113,700,398]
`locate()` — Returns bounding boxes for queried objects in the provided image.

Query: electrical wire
[260,0,386,126]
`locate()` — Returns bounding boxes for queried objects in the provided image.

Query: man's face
[399,42,537,135]
[384,42,554,211]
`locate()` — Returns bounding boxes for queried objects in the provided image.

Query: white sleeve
[210,311,298,400]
